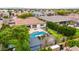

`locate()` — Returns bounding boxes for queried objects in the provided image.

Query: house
[0,18,3,28]
[0,10,9,17]
[7,17,46,51]
[32,11,44,17]
[39,16,77,22]
[70,46,79,51]
[32,9,55,17]
[12,17,46,30]
[68,13,79,27]
[38,15,79,25]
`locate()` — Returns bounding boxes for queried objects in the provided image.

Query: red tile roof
[14,17,45,25]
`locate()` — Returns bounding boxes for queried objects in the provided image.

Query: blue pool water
[30,31,46,51]
[30,31,46,39]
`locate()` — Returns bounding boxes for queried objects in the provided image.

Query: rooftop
[70,46,79,51]
[14,17,45,25]
[38,15,79,22]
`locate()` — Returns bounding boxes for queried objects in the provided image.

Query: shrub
[3,16,9,19]
[17,13,33,19]
[47,22,76,36]
[55,9,71,15]
[67,40,79,47]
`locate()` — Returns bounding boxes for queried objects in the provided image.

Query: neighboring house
[39,16,77,22]
[3,18,12,25]
[44,10,55,16]
[32,11,44,17]
[0,18,3,23]
[68,13,79,26]
[0,18,3,28]
[70,46,79,51]
[2,12,9,17]
[38,16,79,25]
[12,17,46,29]
[0,10,9,17]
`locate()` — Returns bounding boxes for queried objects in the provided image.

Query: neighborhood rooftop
[38,15,79,22]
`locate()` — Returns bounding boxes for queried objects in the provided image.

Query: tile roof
[14,17,45,25]
[38,15,79,22]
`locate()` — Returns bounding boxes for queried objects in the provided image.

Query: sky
[0,0,79,8]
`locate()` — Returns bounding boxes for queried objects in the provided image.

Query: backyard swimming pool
[30,31,47,51]
[30,31,46,39]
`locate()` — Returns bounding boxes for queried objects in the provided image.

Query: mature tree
[1,24,10,30]
[47,22,59,31]
[72,9,78,13]
[17,13,33,19]
[62,26,76,36]
[55,9,71,15]
[12,25,30,51]
[47,22,76,36]
[0,25,30,51]
[0,27,12,50]
[67,40,79,47]
[3,16,9,19]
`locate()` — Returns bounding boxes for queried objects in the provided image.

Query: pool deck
[29,28,56,51]
[29,29,47,34]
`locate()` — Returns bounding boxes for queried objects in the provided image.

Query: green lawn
[47,28,63,40]
[75,29,79,35]
[47,28,79,44]
[72,29,79,39]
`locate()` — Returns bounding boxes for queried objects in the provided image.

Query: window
[27,25,31,28]
[40,24,44,26]
[32,25,37,28]
[9,22,15,24]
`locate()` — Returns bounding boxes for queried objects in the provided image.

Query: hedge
[47,22,76,36]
